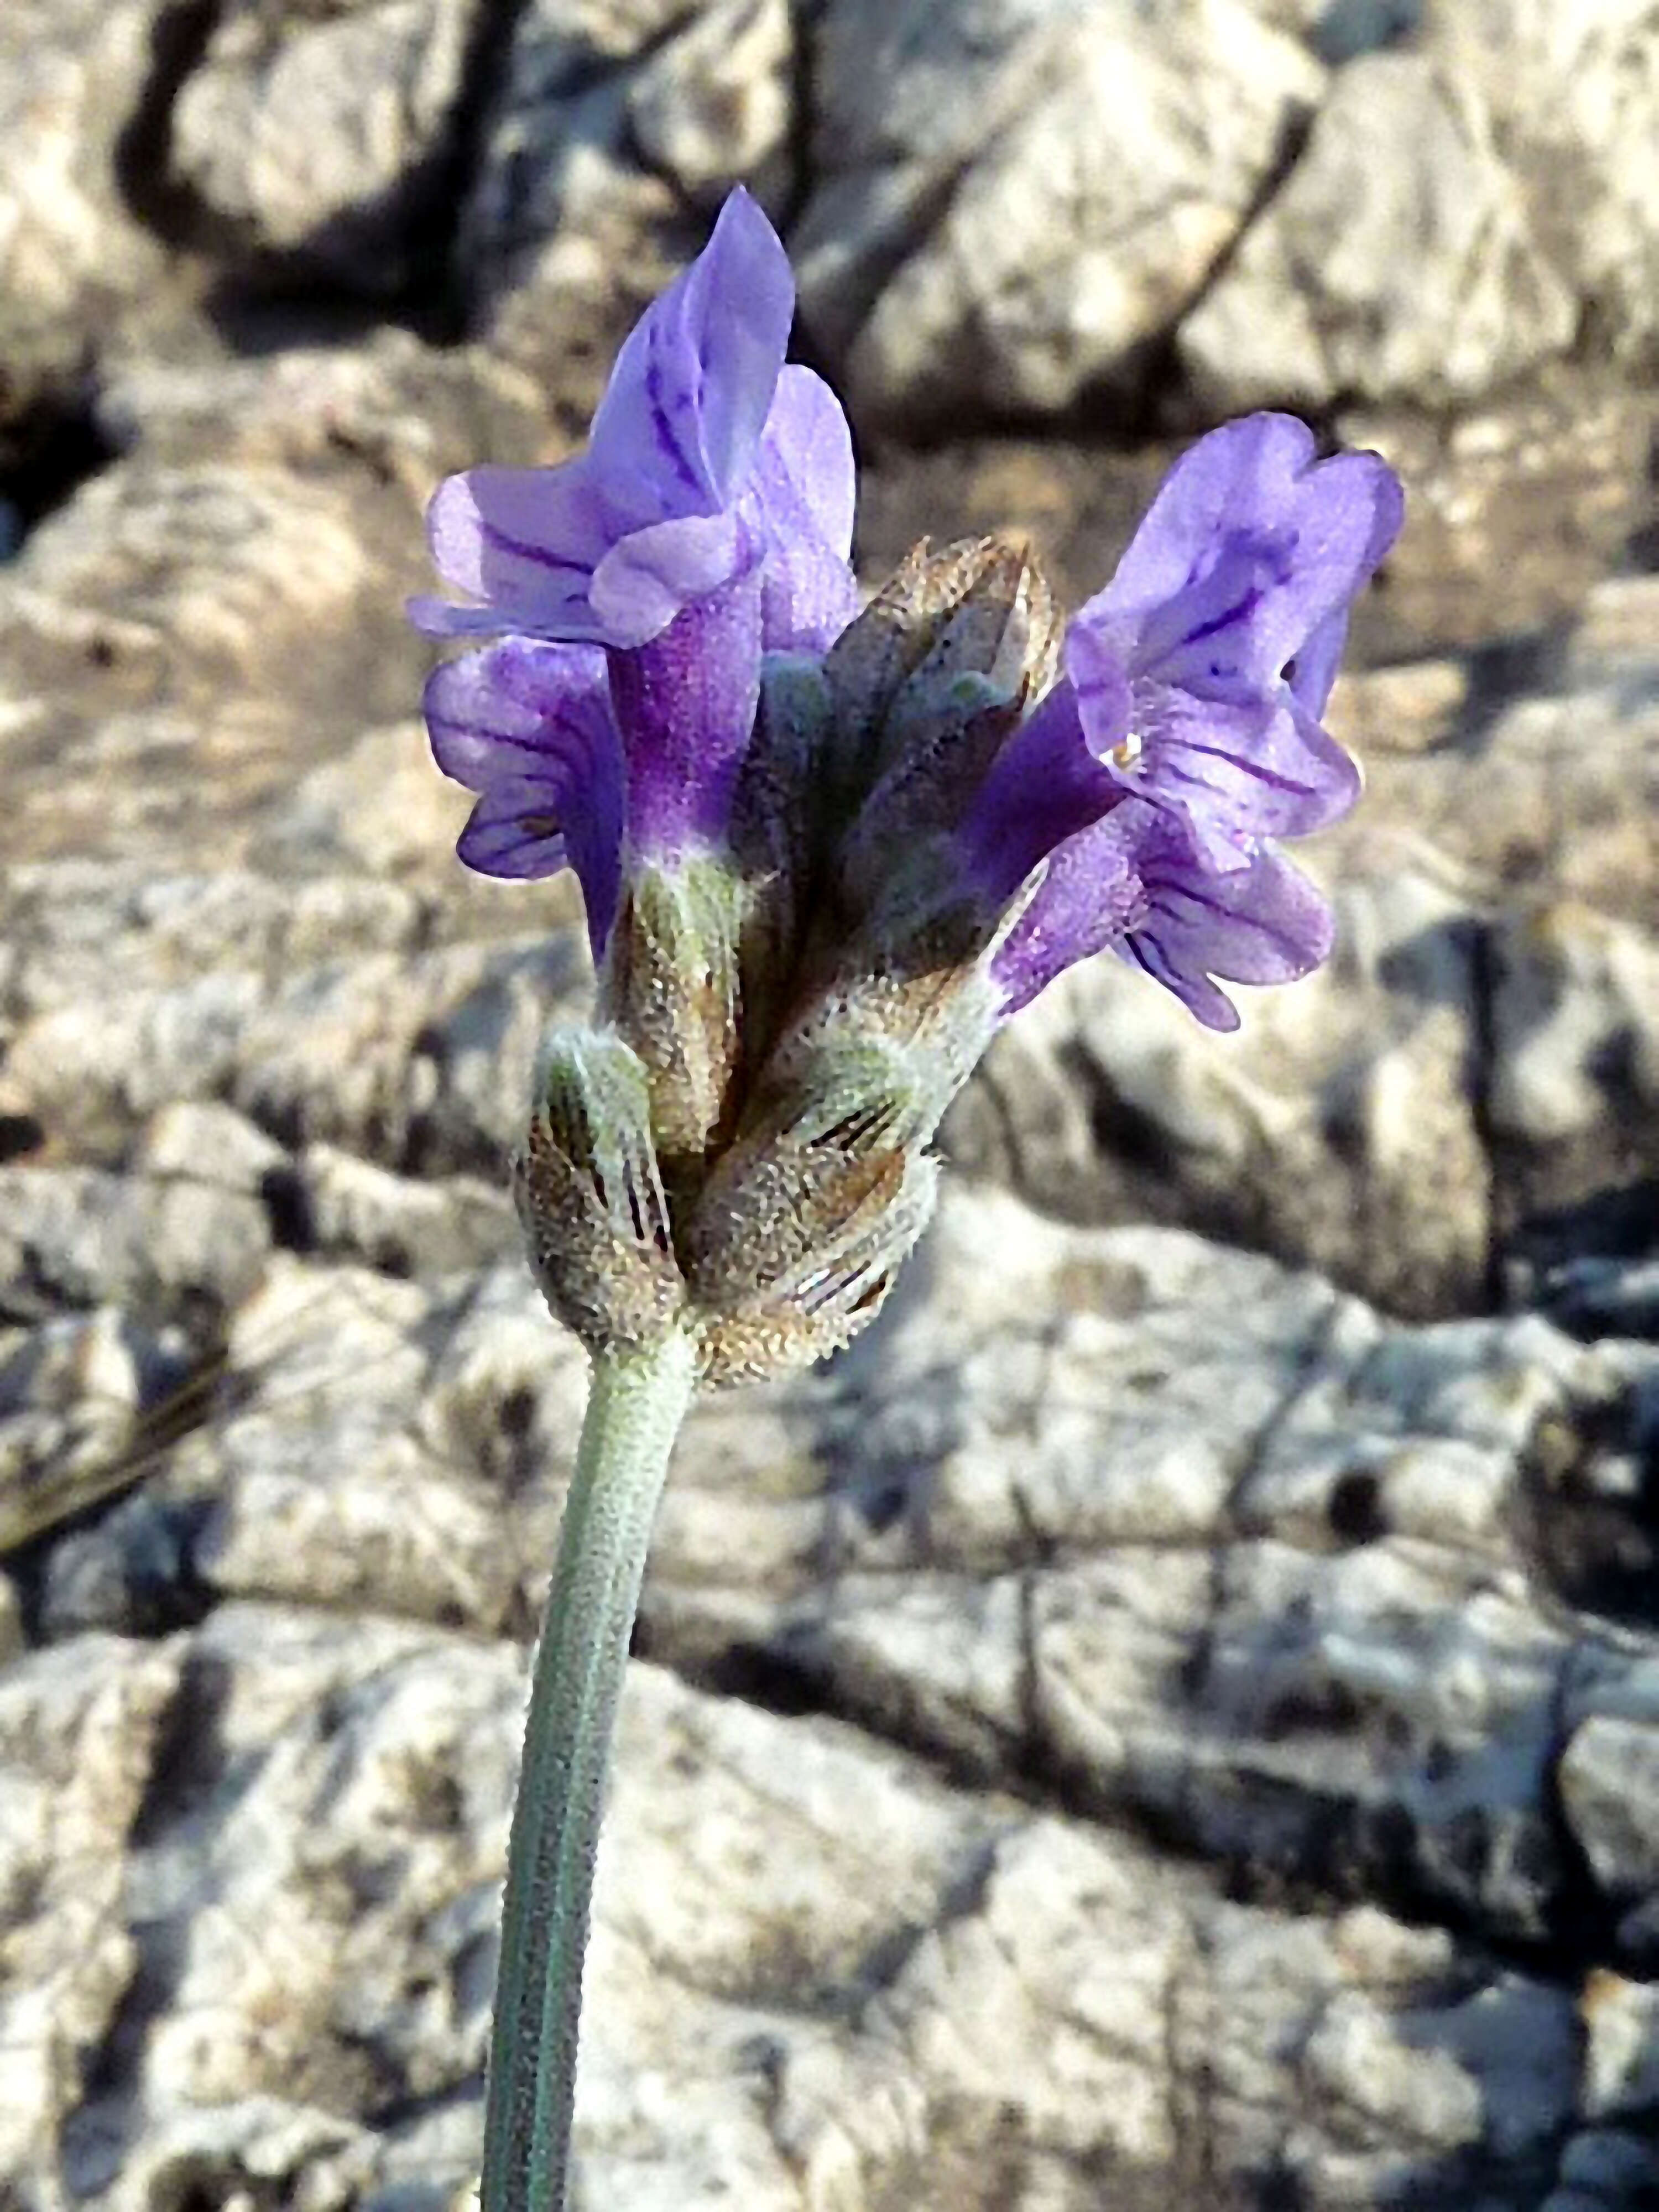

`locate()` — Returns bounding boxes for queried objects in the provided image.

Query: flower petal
[957,681,1121,906]
[590,187,794,515]
[423,637,614,789]
[990,799,1334,1027]
[455,774,572,879]
[587,508,752,648]
[1081,415,1404,690]
[1120,825,1333,1030]
[988,799,1153,1016]
[1286,469,1404,714]
[422,639,625,955]
[1086,414,1317,630]
[1091,672,1362,873]
[423,455,617,638]
[749,365,861,650]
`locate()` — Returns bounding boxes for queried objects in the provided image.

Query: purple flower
[413,189,863,947]
[956,415,1402,1027]
[410,189,857,657]
[1065,413,1402,873]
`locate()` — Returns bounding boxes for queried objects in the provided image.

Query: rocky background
[2,1,1658,2206]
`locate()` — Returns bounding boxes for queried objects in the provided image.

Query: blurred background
[1,2,1657,2207]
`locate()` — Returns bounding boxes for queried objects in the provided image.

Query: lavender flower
[413,189,1405,1339]
[414,188,859,949]
[957,413,1402,1028]
[411,189,855,656]
[1063,413,1400,872]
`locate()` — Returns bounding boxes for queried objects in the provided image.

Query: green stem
[482,1327,699,2212]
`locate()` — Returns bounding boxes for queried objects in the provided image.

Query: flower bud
[686,1024,940,1389]
[512,1029,685,1356]
[725,653,836,1071]
[598,860,746,1202]
[822,535,1062,832]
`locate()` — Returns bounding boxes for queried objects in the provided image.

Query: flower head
[413,195,1404,1380]
[954,415,1402,1029]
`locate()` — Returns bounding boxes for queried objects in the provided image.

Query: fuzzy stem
[482,1327,699,2212]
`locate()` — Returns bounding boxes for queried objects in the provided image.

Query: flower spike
[411,190,1405,2212]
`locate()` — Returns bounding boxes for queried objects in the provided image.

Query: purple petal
[1091,674,1362,873]
[422,639,625,956]
[1287,470,1404,713]
[1121,828,1333,1030]
[587,509,752,648]
[456,771,624,963]
[1081,416,1404,690]
[604,567,764,859]
[991,800,1334,1027]
[455,774,572,878]
[759,364,855,557]
[415,191,799,651]
[1090,416,1317,614]
[749,365,860,650]
[590,187,794,515]
[407,592,532,641]
[957,682,1122,905]
[424,456,618,639]
[989,801,1154,1016]
[423,638,614,789]
[1059,415,1398,872]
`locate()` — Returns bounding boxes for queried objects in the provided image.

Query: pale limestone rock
[948,864,1495,1316]
[0,0,168,420]
[169,0,480,287]
[797,0,1324,426]
[1561,1710,1659,1908]
[457,0,795,411]
[1433,0,1659,371]
[1178,53,1578,410]
[1488,909,1659,1145]
[627,0,794,205]
[0,1634,184,2195]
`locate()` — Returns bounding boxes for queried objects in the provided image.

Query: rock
[0,1152,271,1325]
[0,0,168,432]
[945,863,1495,1317]
[4,1150,1659,2204]
[794,0,1325,428]
[0,327,549,875]
[0,1305,195,1556]
[1579,1970,1659,2122]
[1178,52,1578,411]
[1182,4,1659,414]
[627,0,794,206]
[852,378,1656,667]
[1435,0,1659,375]
[1561,1711,1659,1917]
[0,1588,1640,2208]
[168,0,481,290]
[273,1145,514,1277]
[0,1631,185,2193]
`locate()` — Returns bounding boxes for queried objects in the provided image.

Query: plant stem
[481,1326,699,2212]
